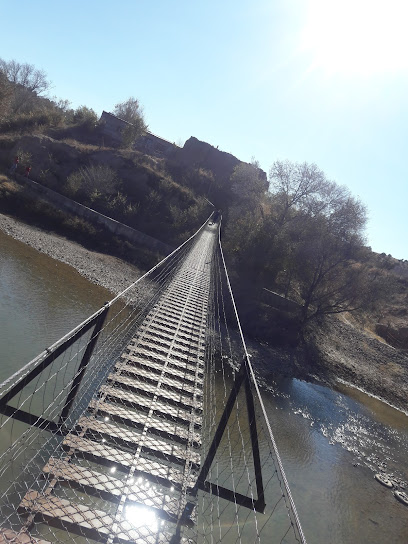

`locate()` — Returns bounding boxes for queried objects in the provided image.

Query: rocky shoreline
[0,213,144,296]
[243,314,408,414]
[310,316,408,414]
[1,212,407,414]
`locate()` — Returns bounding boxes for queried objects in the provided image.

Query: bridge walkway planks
[16,225,217,543]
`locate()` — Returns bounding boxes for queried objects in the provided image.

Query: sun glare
[302,0,408,75]
[125,504,159,531]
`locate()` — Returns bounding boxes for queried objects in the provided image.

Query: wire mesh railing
[194,223,306,544]
[0,214,307,544]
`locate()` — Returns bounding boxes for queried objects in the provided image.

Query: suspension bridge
[0,216,306,544]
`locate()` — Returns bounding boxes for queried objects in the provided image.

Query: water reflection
[261,376,408,543]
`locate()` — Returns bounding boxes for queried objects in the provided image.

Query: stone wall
[99,112,267,184]
[100,111,176,156]
[14,174,174,255]
[134,131,176,157]
[99,111,132,144]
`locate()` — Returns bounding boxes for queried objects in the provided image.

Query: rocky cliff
[175,136,267,185]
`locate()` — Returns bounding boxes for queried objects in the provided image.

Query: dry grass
[0,176,20,192]
[61,139,106,153]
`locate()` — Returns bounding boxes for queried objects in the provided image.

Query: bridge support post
[192,356,266,513]
[59,304,109,427]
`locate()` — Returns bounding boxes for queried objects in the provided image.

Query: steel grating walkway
[9,226,217,544]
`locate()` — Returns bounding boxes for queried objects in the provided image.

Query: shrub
[71,106,98,130]
[66,164,120,198]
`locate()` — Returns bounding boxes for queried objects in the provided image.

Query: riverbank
[1,211,407,414]
[0,212,144,296]
[310,316,408,414]
[243,316,408,415]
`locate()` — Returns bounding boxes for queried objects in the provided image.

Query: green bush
[0,108,64,133]
[71,106,98,130]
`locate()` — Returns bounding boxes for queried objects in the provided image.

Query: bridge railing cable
[193,220,307,543]
[220,219,306,543]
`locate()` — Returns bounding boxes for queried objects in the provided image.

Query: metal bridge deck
[14,226,216,543]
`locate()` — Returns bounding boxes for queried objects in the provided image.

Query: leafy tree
[72,105,98,130]
[113,97,147,147]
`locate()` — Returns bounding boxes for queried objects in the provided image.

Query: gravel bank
[310,316,408,413]
[0,213,144,295]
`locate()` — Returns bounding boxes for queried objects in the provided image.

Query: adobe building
[99,111,176,157]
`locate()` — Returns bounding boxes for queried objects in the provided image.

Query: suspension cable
[218,219,308,544]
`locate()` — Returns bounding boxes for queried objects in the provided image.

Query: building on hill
[99,111,132,144]
[99,111,176,156]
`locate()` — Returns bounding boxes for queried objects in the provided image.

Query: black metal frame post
[0,306,108,434]
[59,305,109,427]
[243,357,266,512]
[192,356,266,513]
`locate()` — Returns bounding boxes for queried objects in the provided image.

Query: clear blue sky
[1,0,407,259]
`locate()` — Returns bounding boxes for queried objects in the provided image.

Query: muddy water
[0,229,111,381]
[0,231,407,542]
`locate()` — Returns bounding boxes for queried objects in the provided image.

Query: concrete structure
[15,173,174,255]
[99,113,268,184]
[134,130,176,157]
[263,288,301,315]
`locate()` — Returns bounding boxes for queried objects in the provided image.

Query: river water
[0,230,407,543]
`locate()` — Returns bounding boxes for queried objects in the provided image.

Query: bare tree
[0,58,51,95]
[113,97,143,122]
[291,211,368,322]
[0,58,52,114]
[0,72,12,120]
[269,160,343,225]
[267,160,369,322]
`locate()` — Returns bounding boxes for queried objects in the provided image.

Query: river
[0,230,407,543]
